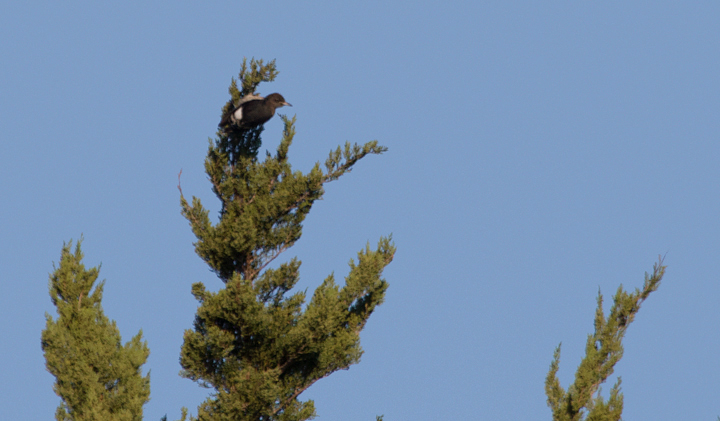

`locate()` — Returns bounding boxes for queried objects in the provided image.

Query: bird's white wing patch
[232,107,243,123]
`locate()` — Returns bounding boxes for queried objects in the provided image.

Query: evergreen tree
[544,259,666,421]
[41,240,151,421]
[178,58,394,421]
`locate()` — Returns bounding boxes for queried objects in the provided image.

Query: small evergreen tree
[178,58,394,421]
[545,259,666,421]
[41,240,150,421]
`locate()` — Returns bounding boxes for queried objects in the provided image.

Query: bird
[219,93,292,128]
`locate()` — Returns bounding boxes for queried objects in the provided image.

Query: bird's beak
[282,102,292,107]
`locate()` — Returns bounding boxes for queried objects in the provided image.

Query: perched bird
[219,93,292,128]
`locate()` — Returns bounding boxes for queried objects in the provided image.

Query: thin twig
[177,169,184,195]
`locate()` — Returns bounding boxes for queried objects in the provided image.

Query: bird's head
[265,93,292,108]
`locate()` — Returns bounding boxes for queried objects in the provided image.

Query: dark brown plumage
[219,93,291,128]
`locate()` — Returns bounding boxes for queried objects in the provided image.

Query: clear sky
[2,2,719,420]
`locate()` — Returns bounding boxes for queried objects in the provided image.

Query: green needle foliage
[545,258,666,421]
[41,240,150,421]
[178,58,394,421]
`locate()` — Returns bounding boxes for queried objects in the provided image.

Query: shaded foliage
[178,58,393,421]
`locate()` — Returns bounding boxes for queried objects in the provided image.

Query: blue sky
[2,2,719,419]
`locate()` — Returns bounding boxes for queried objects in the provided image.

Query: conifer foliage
[178,59,394,421]
[41,240,150,421]
[544,259,665,421]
